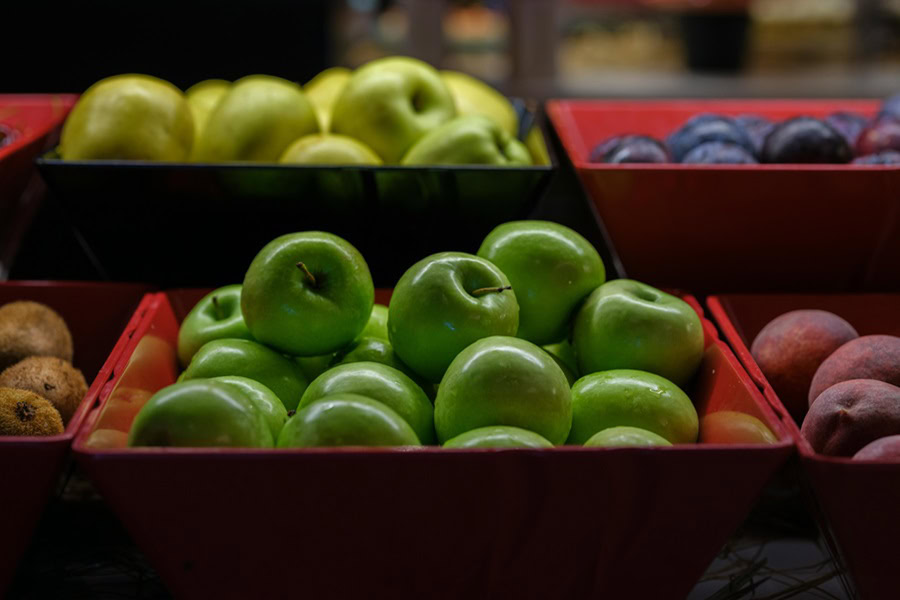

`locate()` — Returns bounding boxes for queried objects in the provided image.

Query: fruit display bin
[546,99,900,294]
[707,293,900,600]
[0,95,78,276]
[72,288,793,600]
[34,108,555,288]
[0,281,150,594]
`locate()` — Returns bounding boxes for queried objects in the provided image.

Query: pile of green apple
[58,57,549,167]
[127,221,716,450]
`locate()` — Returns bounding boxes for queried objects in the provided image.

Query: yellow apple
[440,70,517,138]
[185,79,230,143]
[304,67,351,132]
[279,134,382,165]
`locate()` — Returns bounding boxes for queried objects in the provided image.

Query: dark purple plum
[878,93,900,121]
[825,112,869,147]
[735,114,774,154]
[852,151,900,165]
[761,117,852,164]
[856,118,900,156]
[681,141,757,164]
[589,135,669,164]
[667,114,756,162]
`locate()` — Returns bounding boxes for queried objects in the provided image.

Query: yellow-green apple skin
[388,252,519,384]
[241,232,374,356]
[128,380,273,448]
[277,393,421,448]
[584,426,673,448]
[478,220,605,345]
[185,79,229,143]
[359,304,389,341]
[543,340,578,375]
[299,361,434,444]
[525,125,551,166]
[176,285,253,368]
[304,67,351,131]
[440,70,517,137]
[331,56,456,163]
[544,349,577,386]
[443,425,552,449]
[568,369,698,445]
[573,279,704,388]
[279,133,382,165]
[295,354,335,383]
[402,115,531,166]
[193,74,318,162]
[181,339,309,411]
[60,74,194,161]
[435,336,572,444]
[209,376,288,439]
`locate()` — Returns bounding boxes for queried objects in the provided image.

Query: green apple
[60,74,194,161]
[279,134,382,165]
[193,74,318,162]
[584,426,673,448]
[331,56,456,163]
[440,70,517,137]
[359,304,389,341]
[277,393,421,448]
[332,336,434,399]
[128,380,273,447]
[177,285,253,367]
[544,349,577,386]
[543,340,578,375]
[181,339,309,410]
[304,67,351,131]
[389,252,519,383]
[568,369,698,445]
[478,220,605,345]
[185,79,229,142]
[573,279,704,388]
[295,354,335,383]
[209,376,288,439]
[434,336,571,444]
[443,425,552,449]
[401,115,531,166]
[299,361,434,444]
[242,232,374,356]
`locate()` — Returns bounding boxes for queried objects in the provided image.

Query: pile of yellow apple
[58,57,548,167]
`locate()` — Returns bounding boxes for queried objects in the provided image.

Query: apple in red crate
[572,280,704,388]
[443,425,553,449]
[583,426,672,448]
[699,411,777,445]
[808,335,900,406]
[210,376,288,439]
[177,285,254,367]
[854,435,900,461]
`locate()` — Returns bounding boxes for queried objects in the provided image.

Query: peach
[700,411,778,445]
[750,310,857,422]
[808,335,900,406]
[854,435,900,461]
[800,379,900,456]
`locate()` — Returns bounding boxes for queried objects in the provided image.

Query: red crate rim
[0,94,78,160]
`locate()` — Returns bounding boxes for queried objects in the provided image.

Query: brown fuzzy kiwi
[0,387,65,436]
[0,301,74,371]
[0,356,88,424]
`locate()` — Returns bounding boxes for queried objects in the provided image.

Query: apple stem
[211,296,225,321]
[296,262,317,287]
[471,285,512,297]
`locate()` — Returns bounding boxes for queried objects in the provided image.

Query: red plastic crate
[547,99,900,294]
[0,282,150,594]
[708,293,900,600]
[0,95,78,274]
[73,288,792,600]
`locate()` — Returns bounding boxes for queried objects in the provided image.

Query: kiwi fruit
[0,356,88,424]
[0,301,74,371]
[0,387,65,436]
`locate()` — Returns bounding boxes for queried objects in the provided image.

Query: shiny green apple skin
[584,426,673,448]
[304,67,351,131]
[402,115,531,166]
[279,134,382,165]
[295,354,335,383]
[332,336,434,399]
[185,79,229,142]
[177,285,253,367]
[209,376,288,439]
[443,425,552,449]
[331,56,456,163]
[478,220,605,345]
[277,393,421,448]
[568,369,698,445]
[242,232,374,356]
[181,339,309,411]
[128,380,273,448]
[388,252,519,384]
[299,361,434,444]
[440,70,517,137]
[61,74,194,161]
[193,74,318,162]
[543,340,578,375]
[359,304,389,341]
[434,336,571,444]
[573,279,704,388]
